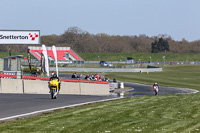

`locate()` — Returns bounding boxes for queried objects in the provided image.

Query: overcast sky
[0,0,199,42]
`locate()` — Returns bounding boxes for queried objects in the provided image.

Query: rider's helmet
[155,83,157,85]
[53,73,57,78]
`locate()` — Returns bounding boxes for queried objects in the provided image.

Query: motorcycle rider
[49,73,61,91]
[153,83,159,96]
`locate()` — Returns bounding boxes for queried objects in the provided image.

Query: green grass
[0,52,27,59]
[1,52,200,62]
[1,94,200,133]
[79,52,200,62]
[106,65,200,90]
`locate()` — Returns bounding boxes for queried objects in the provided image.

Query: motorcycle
[49,78,59,99]
[153,86,159,96]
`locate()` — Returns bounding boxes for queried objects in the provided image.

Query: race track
[0,94,118,122]
[124,82,198,96]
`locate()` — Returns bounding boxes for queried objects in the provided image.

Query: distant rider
[153,83,159,96]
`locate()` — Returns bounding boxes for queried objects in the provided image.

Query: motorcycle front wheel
[51,89,56,99]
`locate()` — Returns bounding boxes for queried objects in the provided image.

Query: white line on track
[0,97,122,122]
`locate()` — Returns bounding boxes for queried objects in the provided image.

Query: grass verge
[79,52,200,62]
[1,94,200,133]
[106,65,200,90]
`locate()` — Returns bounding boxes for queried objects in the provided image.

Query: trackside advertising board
[0,30,40,44]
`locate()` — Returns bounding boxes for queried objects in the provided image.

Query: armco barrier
[1,78,23,93]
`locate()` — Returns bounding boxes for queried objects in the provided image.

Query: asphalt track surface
[0,73,198,122]
[124,82,198,97]
[0,94,118,122]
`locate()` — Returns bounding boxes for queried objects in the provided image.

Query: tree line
[1,26,200,53]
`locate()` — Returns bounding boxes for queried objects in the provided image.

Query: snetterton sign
[0,30,40,44]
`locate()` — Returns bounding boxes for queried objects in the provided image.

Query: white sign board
[0,30,40,44]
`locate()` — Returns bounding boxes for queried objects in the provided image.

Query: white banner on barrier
[52,45,58,77]
[0,30,40,44]
[42,44,49,76]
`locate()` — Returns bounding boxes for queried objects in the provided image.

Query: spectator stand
[28,46,85,66]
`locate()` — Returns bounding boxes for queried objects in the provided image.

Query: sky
[0,0,200,42]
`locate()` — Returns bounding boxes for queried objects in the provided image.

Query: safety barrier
[0,73,17,78]
[0,78,23,93]
[52,67,163,73]
[60,82,80,95]
[0,76,109,95]
[22,75,50,81]
[60,78,108,84]
[21,75,108,84]
[80,83,109,95]
[23,80,49,94]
